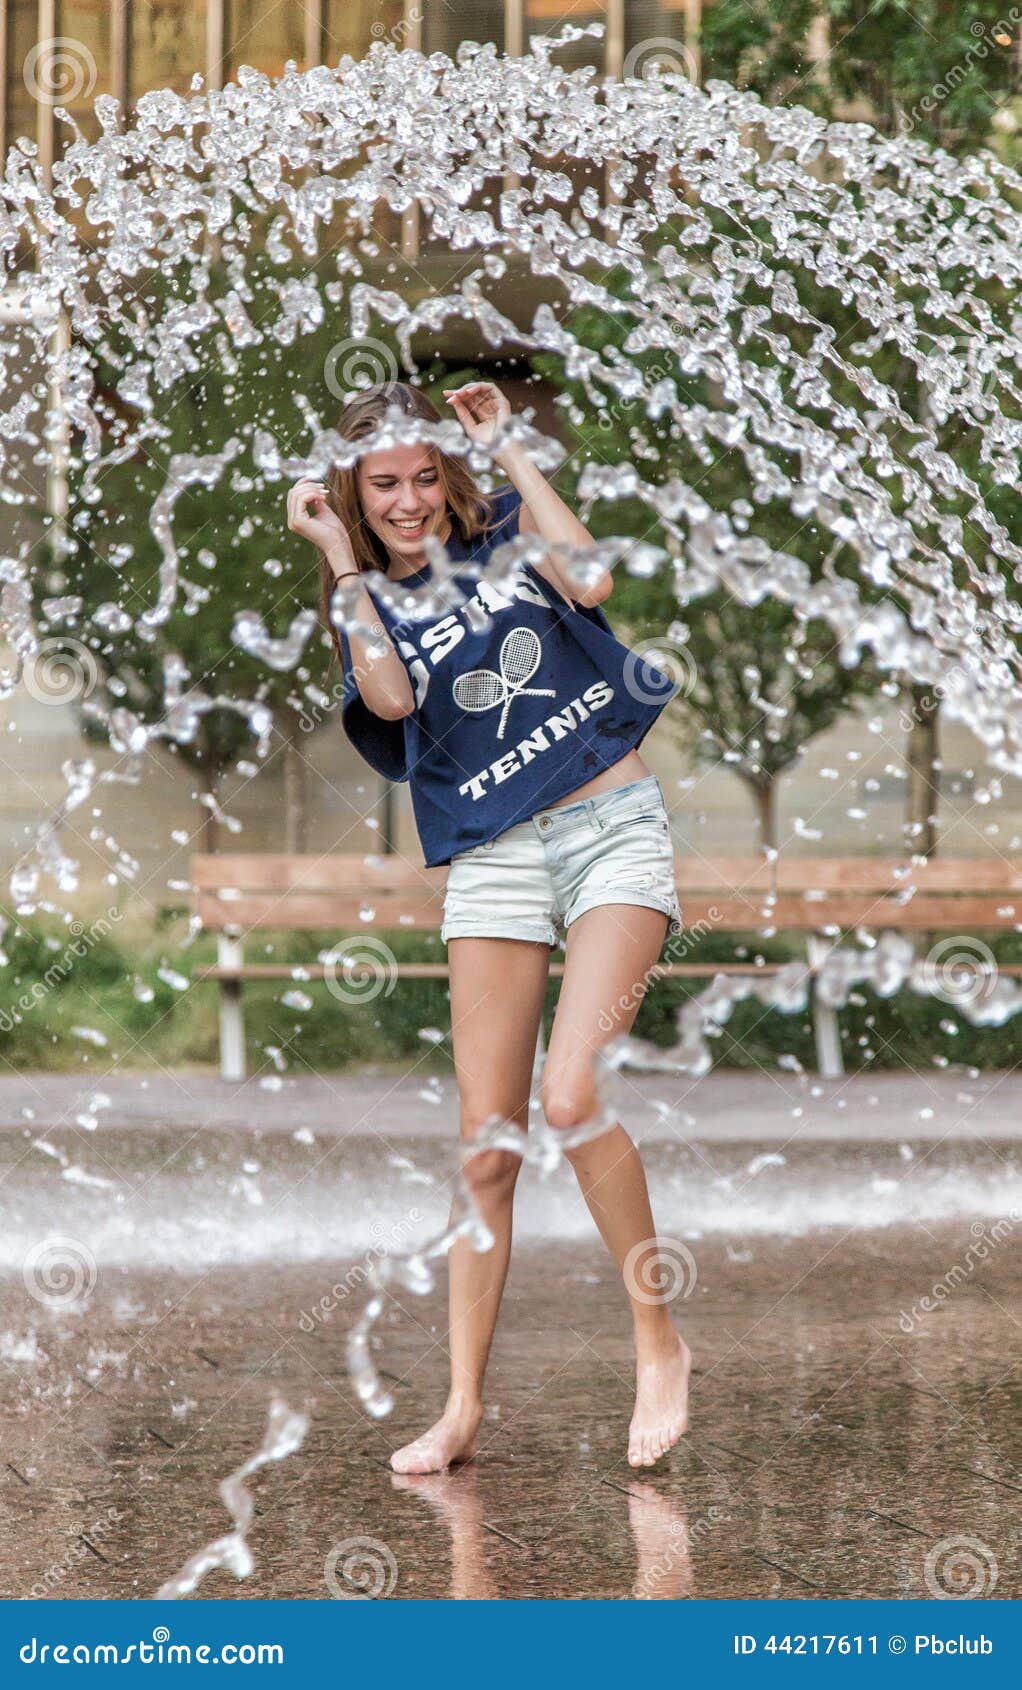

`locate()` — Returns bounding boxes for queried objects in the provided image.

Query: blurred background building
[2,2,708,172]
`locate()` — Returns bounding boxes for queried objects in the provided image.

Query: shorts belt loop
[587,797,603,833]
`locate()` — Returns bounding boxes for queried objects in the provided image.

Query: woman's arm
[443,382,613,609]
[496,442,612,609]
[287,479,415,719]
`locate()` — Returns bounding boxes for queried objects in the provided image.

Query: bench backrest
[190,854,1022,935]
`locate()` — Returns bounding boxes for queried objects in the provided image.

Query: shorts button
[539,816,552,829]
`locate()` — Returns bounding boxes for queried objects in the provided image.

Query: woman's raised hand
[286,478,353,561]
[443,380,511,448]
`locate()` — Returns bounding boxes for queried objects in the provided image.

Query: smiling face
[356,444,451,571]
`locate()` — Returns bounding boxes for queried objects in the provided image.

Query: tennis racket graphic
[452,625,557,739]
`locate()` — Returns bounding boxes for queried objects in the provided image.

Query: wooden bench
[190,853,1022,1082]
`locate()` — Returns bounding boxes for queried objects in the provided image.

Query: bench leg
[807,936,844,1078]
[217,935,246,1082]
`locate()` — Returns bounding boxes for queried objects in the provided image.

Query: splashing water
[3,32,1022,861]
[347,1090,622,1417]
[154,1395,309,1598]
[4,30,1022,1415]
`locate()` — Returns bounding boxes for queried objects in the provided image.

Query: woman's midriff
[544,749,651,809]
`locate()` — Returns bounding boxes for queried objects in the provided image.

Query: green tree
[51,258,369,852]
[702,2,1022,160]
[534,263,882,850]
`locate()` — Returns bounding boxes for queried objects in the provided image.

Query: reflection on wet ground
[1,1230,1018,1599]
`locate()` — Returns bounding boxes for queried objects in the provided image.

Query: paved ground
[1,1067,1019,1600]
[3,1065,1021,1141]
[1,1233,1019,1600]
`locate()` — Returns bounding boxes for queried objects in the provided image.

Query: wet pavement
[2,1067,1019,1600]
[4,1066,1021,1142]
[1,1228,1019,1600]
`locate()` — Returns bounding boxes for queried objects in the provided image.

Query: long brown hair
[317,381,492,666]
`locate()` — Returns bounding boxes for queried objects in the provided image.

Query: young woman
[287,379,691,1472]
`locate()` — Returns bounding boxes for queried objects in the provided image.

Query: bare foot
[627,1333,691,1468]
[389,1403,483,1474]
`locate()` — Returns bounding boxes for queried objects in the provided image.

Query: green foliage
[532,259,883,831]
[51,254,362,781]
[701,2,1022,159]
[2,912,1021,1074]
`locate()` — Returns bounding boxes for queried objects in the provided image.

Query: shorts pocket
[603,805,672,838]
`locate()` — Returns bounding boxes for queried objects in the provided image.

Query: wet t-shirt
[338,487,678,867]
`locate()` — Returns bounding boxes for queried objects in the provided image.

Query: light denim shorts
[441,774,684,948]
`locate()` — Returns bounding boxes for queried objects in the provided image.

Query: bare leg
[390,935,549,1473]
[541,904,691,1468]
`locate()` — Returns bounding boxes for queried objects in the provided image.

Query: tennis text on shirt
[337,484,677,868]
[386,574,617,801]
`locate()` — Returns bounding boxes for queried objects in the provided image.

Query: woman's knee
[459,1101,527,1202]
[462,1145,521,1203]
[540,1065,600,1135]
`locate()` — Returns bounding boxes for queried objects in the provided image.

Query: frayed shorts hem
[440,918,558,947]
[565,893,684,939]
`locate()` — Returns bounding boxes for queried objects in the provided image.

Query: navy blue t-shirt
[338,487,678,867]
